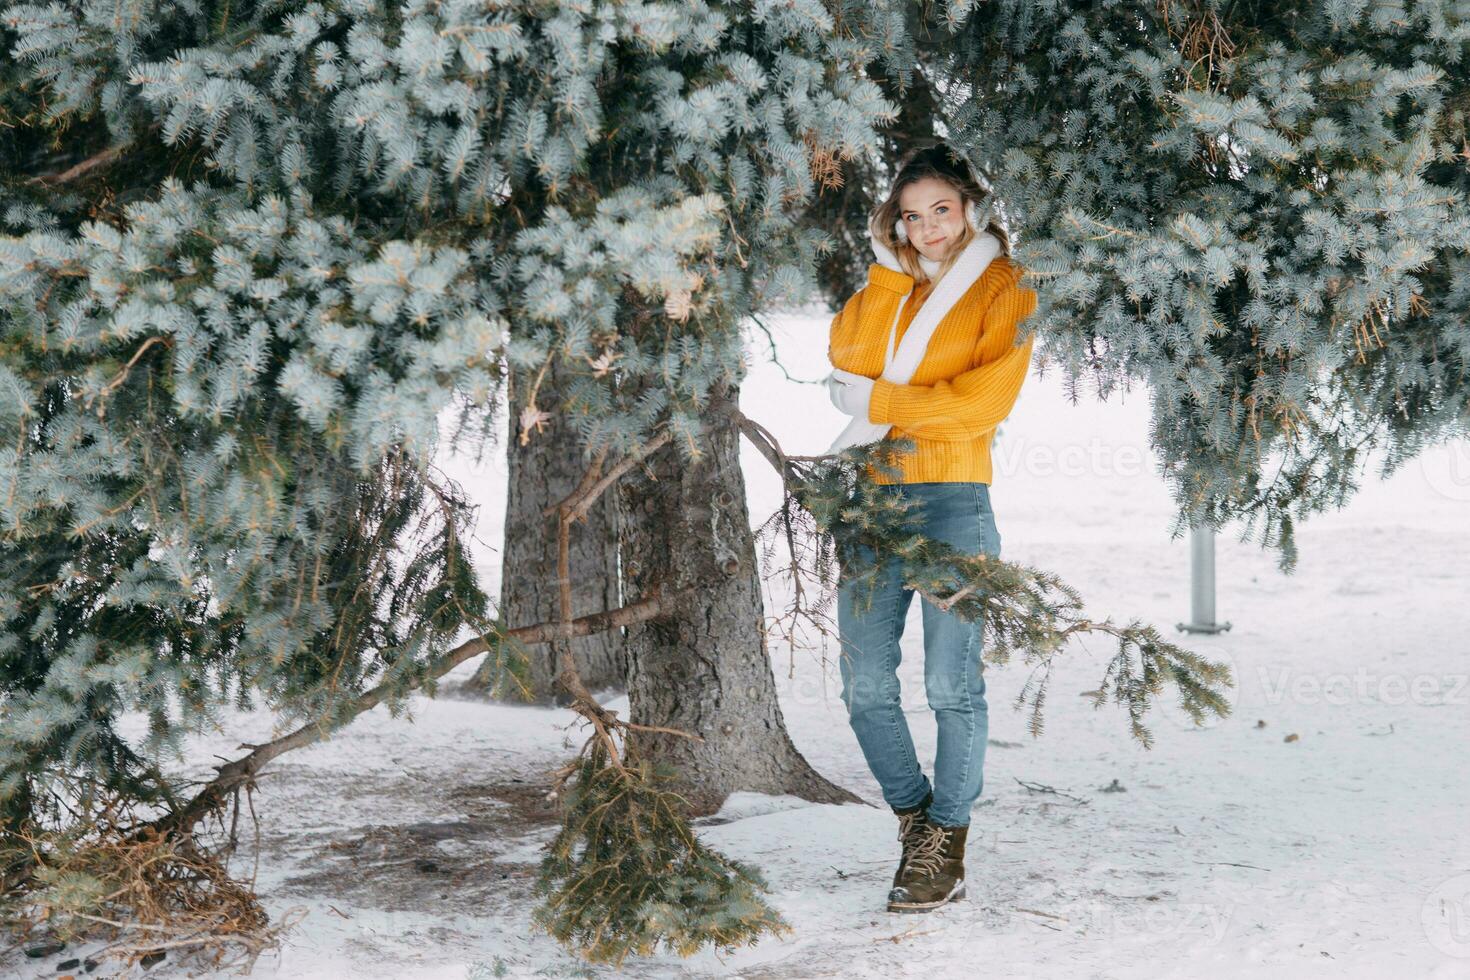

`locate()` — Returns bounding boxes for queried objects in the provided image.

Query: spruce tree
[9,0,1453,967]
[920,0,1470,569]
[0,0,901,962]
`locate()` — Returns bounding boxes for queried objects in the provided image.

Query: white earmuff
[894,218,908,244]
[965,199,983,232]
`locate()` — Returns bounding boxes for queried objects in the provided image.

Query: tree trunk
[463,360,625,704]
[620,381,861,817]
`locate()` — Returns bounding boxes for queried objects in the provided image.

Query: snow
[11,307,1468,979]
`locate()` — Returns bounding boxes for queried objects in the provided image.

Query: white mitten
[827,367,875,419]
[824,371,845,406]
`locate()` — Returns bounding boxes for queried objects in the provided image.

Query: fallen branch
[144,429,709,842]
[145,582,708,839]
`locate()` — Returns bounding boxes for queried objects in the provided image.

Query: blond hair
[869,142,1011,284]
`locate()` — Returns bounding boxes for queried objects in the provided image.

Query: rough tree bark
[620,381,861,817]
[463,359,625,704]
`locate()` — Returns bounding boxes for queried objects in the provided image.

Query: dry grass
[1,788,304,977]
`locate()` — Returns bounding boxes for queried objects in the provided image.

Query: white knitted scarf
[825,231,1002,454]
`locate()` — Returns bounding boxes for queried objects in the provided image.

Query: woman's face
[897,176,967,262]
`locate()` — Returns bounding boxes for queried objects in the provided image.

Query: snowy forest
[1,1,1467,977]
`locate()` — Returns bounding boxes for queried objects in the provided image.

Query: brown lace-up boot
[889,790,933,895]
[886,821,968,913]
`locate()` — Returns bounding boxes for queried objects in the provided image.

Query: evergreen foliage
[919,0,1470,568]
[533,738,790,968]
[759,436,1235,749]
[0,0,893,813]
[0,0,899,963]
[4,0,1467,967]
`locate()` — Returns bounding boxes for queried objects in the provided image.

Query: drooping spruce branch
[718,396,1234,750]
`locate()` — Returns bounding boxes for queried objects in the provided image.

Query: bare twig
[28,144,128,186]
[84,336,174,416]
[549,428,680,770]
[1013,777,1091,806]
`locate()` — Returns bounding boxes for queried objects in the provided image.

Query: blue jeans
[837,482,1001,828]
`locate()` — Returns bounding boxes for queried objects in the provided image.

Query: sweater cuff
[868,378,898,426]
[868,264,913,295]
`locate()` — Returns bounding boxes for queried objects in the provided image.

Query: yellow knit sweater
[827,256,1037,485]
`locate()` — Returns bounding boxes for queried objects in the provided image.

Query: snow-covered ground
[11,306,1469,979]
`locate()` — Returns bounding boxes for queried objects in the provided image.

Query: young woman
[824,143,1037,913]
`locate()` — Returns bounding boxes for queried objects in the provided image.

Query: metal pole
[1177,524,1232,634]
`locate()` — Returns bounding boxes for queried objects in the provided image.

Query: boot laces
[905,823,950,878]
[896,809,925,844]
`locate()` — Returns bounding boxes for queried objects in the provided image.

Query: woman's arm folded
[867,281,1037,442]
[827,264,915,372]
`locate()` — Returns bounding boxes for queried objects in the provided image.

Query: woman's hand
[826,367,876,419]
